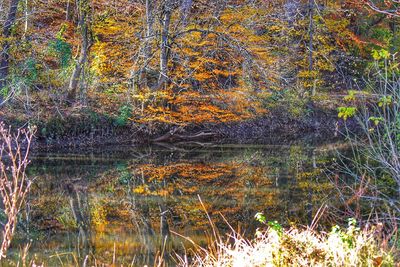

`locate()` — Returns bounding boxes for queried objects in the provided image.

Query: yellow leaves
[220,6,261,24]
[220,11,236,23]
[133,185,150,194]
[91,14,139,83]
[298,70,324,88]
[126,158,275,201]
[136,162,237,183]
[80,1,275,124]
[91,201,108,232]
[95,18,121,35]
[194,72,212,81]
[189,30,202,41]
[268,25,283,33]
[174,91,201,103]
[315,60,335,72]
[207,33,217,39]
[187,56,220,72]
[247,35,265,43]
[132,164,216,196]
[324,18,350,35]
[94,17,136,37]
[229,24,247,34]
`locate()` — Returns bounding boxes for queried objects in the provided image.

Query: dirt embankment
[3,106,357,150]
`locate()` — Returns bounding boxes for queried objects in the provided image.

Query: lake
[7,143,342,266]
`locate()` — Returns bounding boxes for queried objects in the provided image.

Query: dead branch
[152,128,217,143]
[0,122,35,258]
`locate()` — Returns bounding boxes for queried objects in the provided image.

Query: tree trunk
[157,5,172,89]
[180,0,192,27]
[308,0,314,74]
[145,0,155,60]
[141,0,155,89]
[67,0,91,104]
[308,0,315,96]
[0,0,20,104]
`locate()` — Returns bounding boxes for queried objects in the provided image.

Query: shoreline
[23,109,356,150]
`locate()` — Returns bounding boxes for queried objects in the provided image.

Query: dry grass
[176,225,396,267]
[174,199,397,267]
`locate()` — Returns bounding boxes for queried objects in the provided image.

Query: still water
[8,143,341,266]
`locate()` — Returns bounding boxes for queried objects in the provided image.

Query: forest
[0,0,397,144]
[0,0,400,266]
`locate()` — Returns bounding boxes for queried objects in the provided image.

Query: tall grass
[174,198,397,267]
[176,223,396,267]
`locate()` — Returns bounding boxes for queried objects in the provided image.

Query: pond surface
[8,143,342,266]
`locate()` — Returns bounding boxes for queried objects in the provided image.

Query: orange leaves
[126,157,275,199]
[129,162,237,196]
[133,88,266,125]
[193,72,212,81]
[138,162,234,182]
[181,47,201,56]
[88,1,273,125]
[212,69,238,77]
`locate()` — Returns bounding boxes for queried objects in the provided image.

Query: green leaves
[329,218,360,249]
[48,25,72,68]
[337,107,357,120]
[254,212,266,224]
[378,95,392,107]
[254,212,283,235]
[115,104,132,127]
[49,38,72,68]
[267,220,283,235]
[372,49,390,61]
[369,116,384,126]
[25,58,38,83]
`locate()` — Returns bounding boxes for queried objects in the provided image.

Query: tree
[67,0,92,104]
[0,0,20,106]
[157,1,173,89]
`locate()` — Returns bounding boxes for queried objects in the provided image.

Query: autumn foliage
[1,0,399,127]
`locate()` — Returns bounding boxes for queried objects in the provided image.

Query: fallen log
[152,129,217,143]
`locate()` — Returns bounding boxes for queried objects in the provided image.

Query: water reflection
[65,181,93,266]
[15,144,339,265]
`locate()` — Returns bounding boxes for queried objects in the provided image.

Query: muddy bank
[4,106,356,150]
[215,107,348,145]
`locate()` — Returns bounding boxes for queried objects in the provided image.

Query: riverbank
[1,103,355,150]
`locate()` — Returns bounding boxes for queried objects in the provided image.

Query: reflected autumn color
[13,144,338,265]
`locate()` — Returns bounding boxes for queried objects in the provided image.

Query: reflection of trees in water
[277,146,316,225]
[128,193,156,263]
[125,172,172,265]
[65,181,93,265]
[23,144,338,264]
[113,145,333,234]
